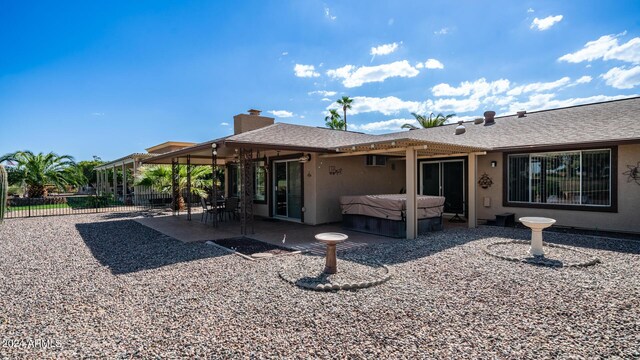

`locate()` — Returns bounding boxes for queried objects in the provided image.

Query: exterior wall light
[491,160,497,168]
[299,154,311,163]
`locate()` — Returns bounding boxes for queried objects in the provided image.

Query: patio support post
[132,160,138,205]
[406,147,418,239]
[112,165,117,198]
[171,158,176,216]
[211,145,218,228]
[122,163,127,205]
[186,155,191,221]
[240,148,254,235]
[467,153,477,228]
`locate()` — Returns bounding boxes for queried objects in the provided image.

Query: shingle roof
[224,97,640,152]
[369,96,640,150]
[224,123,380,150]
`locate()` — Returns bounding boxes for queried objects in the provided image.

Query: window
[507,149,612,208]
[228,164,241,198]
[227,161,267,202]
[254,160,266,202]
[365,155,386,166]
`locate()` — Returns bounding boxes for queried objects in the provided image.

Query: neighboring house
[122,98,638,237]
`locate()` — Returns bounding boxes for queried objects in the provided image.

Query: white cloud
[559,33,640,64]
[426,98,481,113]
[308,90,337,97]
[91,112,105,116]
[432,78,510,98]
[294,64,320,78]
[328,96,424,115]
[483,95,516,106]
[350,118,416,132]
[575,75,593,84]
[268,110,294,118]
[220,122,229,126]
[370,42,400,56]
[434,27,449,35]
[324,7,336,20]
[326,65,354,79]
[601,66,640,89]
[530,15,563,31]
[424,58,444,69]
[507,77,571,96]
[281,52,288,56]
[527,8,535,13]
[507,93,638,113]
[326,60,420,88]
[321,98,332,102]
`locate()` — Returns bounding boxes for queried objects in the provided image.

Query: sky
[1,0,639,161]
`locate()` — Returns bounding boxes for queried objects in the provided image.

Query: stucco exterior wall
[476,144,640,233]
[312,156,406,225]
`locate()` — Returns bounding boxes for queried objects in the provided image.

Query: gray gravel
[1,214,639,358]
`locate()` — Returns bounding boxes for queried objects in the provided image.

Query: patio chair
[220,197,239,221]
[200,197,216,224]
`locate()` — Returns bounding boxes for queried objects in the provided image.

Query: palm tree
[336,96,353,131]
[324,109,345,130]
[135,165,212,211]
[401,112,456,130]
[0,151,79,197]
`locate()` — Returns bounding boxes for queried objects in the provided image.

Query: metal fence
[4,188,174,219]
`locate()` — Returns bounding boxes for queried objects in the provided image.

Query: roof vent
[483,111,496,126]
[455,121,466,135]
[474,117,484,125]
[248,109,262,116]
[517,110,526,118]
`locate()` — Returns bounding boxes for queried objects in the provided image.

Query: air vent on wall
[365,155,386,166]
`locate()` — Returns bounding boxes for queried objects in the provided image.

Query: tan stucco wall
[476,144,640,233]
[312,155,406,225]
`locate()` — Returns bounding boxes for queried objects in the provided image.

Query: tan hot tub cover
[340,194,445,221]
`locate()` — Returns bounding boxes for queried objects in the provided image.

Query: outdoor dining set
[199,196,239,224]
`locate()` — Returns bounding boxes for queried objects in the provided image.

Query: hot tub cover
[340,194,445,221]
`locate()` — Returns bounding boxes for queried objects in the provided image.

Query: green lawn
[8,203,71,211]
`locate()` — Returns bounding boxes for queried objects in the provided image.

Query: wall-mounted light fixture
[211,143,217,156]
[491,160,497,168]
[298,153,311,163]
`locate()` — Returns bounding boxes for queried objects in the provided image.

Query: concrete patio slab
[134,213,403,254]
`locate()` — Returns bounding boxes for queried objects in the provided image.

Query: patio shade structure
[142,133,488,239]
[95,153,154,202]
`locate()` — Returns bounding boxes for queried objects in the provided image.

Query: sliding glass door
[420,160,465,215]
[273,160,302,220]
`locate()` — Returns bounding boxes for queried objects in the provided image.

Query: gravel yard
[1,213,639,358]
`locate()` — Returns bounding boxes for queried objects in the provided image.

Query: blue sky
[1,0,639,161]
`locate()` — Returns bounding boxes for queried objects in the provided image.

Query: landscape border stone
[279,256,392,291]
[482,239,601,267]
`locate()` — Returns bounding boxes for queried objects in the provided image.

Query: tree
[0,151,79,197]
[324,109,345,130]
[76,158,105,187]
[336,96,353,131]
[134,165,212,211]
[401,112,456,130]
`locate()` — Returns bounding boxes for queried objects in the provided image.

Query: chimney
[233,109,275,135]
[483,110,496,126]
[517,110,526,118]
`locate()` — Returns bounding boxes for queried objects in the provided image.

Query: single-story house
[105,97,640,237]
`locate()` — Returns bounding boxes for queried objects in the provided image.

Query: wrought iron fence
[4,187,174,219]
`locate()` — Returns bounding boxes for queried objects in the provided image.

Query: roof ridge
[494,95,640,119]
